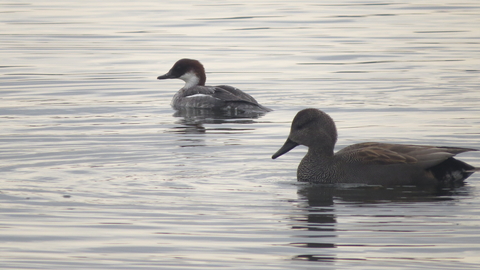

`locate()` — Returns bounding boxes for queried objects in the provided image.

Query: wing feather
[338,142,477,168]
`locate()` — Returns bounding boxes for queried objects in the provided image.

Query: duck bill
[157,72,175,80]
[272,138,299,159]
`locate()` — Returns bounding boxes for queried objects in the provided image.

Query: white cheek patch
[180,71,200,89]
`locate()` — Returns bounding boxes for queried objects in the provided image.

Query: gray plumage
[157,59,271,113]
[272,108,478,186]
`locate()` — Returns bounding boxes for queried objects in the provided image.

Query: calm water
[1,0,480,269]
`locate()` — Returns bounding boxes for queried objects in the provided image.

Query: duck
[272,108,478,186]
[157,59,272,113]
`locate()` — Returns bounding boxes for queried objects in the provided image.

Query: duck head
[157,58,207,88]
[272,108,338,159]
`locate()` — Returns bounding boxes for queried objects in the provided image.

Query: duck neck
[197,72,206,86]
[307,145,334,160]
[180,71,206,89]
[298,147,335,183]
[309,133,336,158]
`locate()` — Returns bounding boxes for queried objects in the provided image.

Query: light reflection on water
[1,0,480,269]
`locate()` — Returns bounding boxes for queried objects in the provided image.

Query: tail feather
[465,167,480,173]
[429,158,476,183]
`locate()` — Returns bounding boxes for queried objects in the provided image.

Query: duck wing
[213,85,259,104]
[213,85,272,111]
[181,86,216,97]
[182,85,258,105]
[340,146,418,165]
[338,142,477,168]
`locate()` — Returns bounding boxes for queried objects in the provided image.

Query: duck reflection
[291,184,470,262]
[169,107,267,135]
[291,185,337,262]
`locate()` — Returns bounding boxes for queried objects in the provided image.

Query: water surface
[1,1,480,269]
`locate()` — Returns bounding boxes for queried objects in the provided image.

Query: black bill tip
[157,72,175,80]
[272,138,299,159]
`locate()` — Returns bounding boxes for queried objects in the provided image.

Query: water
[1,0,480,269]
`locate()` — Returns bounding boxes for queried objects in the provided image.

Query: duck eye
[295,119,313,130]
[295,123,305,130]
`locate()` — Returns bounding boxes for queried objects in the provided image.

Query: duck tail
[429,157,476,184]
[256,104,273,112]
[465,167,480,173]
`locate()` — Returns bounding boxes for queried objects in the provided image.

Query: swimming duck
[272,108,478,186]
[157,59,271,113]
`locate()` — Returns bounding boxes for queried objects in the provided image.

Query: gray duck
[157,59,271,113]
[272,108,478,186]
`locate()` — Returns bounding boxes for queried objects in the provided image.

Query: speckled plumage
[272,108,478,186]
